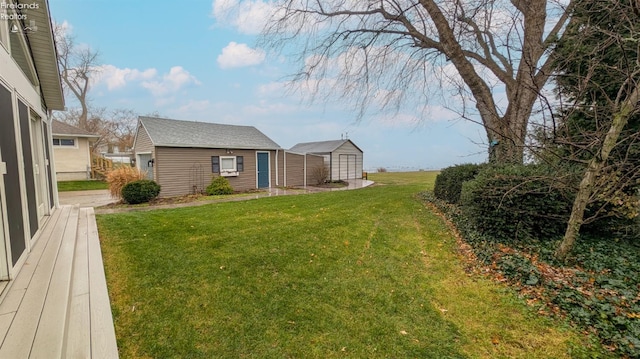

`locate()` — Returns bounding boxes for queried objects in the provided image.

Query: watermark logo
[0,2,39,11]
[1,1,40,32]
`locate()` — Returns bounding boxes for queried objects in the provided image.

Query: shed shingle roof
[51,120,99,138]
[139,116,282,150]
[290,139,356,154]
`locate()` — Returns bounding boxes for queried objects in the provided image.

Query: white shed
[290,139,364,181]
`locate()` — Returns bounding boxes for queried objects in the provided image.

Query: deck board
[64,207,91,358]
[86,207,118,358]
[0,205,119,358]
[31,205,79,358]
[0,206,76,358]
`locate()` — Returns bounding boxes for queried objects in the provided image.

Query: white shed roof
[290,139,363,154]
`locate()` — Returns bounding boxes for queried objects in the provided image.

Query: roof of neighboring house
[290,139,363,154]
[138,116,282,150]
[52,120,100,138]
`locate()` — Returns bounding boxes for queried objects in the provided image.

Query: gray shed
[290,139,364,181]
[133,116,324,197]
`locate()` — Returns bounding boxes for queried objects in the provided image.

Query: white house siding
[154,147,276,197]
[53,137,92,181]
[0,32,57,278]
[330,141,363,181]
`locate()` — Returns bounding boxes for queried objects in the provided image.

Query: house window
[212,155,243,176]
[53,138,76,147]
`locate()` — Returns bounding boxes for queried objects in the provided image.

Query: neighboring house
[51,120,99,180]
[0,0,64,278]
[95,142,133,164]
[290,139,364,181]
[133,116,324,197]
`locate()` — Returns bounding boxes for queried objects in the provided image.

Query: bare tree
[547,0,640,259]
[105,108,138,153]
[260,0,573,163]
[53,106,109,152]
[54,22,100,130]
[53,107,138,155]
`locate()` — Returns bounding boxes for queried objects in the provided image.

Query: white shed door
[339,154,357,180]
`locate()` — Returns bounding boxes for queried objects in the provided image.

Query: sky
[48,0,488,171]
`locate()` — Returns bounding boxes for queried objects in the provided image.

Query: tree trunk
[490,134,524,164]
[555,85,640,260]
[79,101,88,130]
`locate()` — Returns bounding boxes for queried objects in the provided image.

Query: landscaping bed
[422,192,639,358]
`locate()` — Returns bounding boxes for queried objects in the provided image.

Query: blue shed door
[257,152,269,188]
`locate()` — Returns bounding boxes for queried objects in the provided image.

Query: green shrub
[433,163,484,204]
[121,180,161,204]
[459,164,573,243]
[206,176,234,195]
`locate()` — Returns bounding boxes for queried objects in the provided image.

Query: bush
[460,164,574,243]
[310,165,330,185]
[433,163,484,204]
[121,180,161,204]
[106,166,147,199]
[206,176,234,195]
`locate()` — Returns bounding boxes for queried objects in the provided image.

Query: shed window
[212,155,244,176]
[53,138,75,147]
[221,157,235,171]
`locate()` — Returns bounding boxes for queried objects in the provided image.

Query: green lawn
[98,172,592,358]
[57,180,108,191]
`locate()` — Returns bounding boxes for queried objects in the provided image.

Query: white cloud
[177,100,212,113]
[141,66,201,97]
[212,0,277,35]
[243,100,297,116]
[92,65,157,90]
[55,20,73,36]
[217,42,266,69]
[257,81,286,97]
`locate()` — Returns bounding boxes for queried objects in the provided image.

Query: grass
[57,180,108,191]
[98,171,595,358]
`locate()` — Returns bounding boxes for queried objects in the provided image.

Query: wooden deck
[0,205,118,358]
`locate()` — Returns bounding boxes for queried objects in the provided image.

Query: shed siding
[154,147,272,197]
[330,141,363,180]
[276,150,285,187]
[133,124,156,180]
[134,123,154,154]
[284,152,304,186]
[306,154,325,185]
[282,153,325,187]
